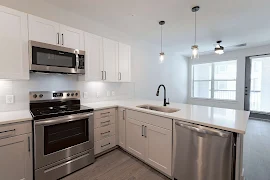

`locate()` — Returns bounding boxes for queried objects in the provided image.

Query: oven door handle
[35,112,93,126]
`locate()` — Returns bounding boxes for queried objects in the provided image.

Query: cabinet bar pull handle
[101,112,110,115]
[144,126,147,138]
[101,71,104,80]
[28,136,31,152]
[62,34,64,45]
[0,129,15,139]
[57,33,60,44]
[101,120,110,124]
[101,143,111,148]
[123,110,125,120]
[105,71,107,80]
[101,131,110,135]
[120,72,121,80]
[142,125,144,136]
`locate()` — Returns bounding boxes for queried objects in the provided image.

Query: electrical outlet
[6,95,14,104]
[111,91,115,96]
[83,92,88,99]
[107,91,111,97]
[96,92,100,98]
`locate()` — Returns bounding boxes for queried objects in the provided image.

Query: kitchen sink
[136,104,180,113]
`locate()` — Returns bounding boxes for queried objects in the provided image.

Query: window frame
[191,60,237,101]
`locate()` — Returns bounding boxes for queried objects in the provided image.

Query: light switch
[107,91,111,97]
[112,91,115,96]
[6,95,14,104]
[83,92,88,99]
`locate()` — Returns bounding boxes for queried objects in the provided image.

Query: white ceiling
[44,0,270,55]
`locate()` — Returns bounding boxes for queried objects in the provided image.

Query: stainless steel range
[30,91,94,180]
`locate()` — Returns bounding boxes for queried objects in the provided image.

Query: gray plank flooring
[243,119,270,180]
[61,149,170,180]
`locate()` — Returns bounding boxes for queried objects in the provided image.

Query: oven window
[32,47,76,68]
[44,119,88,155]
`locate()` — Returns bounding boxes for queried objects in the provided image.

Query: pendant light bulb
[159,21,165,63]
[160,52,165,63]
[191,45,199,59]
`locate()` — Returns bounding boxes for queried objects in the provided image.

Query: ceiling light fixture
[191,6,200,59]
[215,40,224,55]
[159,21,165,63]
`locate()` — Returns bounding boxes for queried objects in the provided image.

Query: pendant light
[215,40,224,54]
[191,6,200,59]
[159,21,165,63]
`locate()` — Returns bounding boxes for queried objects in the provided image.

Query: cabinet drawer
[0,121,32,139]
[94,115,115,129]
[126,110,172,130]
[94,135,116,155]
[94,108,115,119]
[94,124,115,142]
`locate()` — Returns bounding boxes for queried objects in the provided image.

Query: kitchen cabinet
[126,118,146,160]
[118,108,126,149]
[118,43,131,82]
[28,15,84,50]
[103,38,118,82]
[81,32,103,81]
[0,5,29,80]
[126,110,172,176]
[0,121,33,180]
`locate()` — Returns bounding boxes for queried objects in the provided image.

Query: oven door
[34,112,94,169]
[29,41,85,74]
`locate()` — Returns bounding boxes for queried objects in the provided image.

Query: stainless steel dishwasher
[173,121,236,180]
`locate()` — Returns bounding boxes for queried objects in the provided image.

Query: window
[191,60,237,100]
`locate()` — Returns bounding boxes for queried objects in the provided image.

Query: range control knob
[33,94,37,98]
[67,93,70,97]
[75,93,78,96]
[39,94,43,98]
[71,93,74,96]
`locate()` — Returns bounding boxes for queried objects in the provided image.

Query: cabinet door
[0,6,29,80]
[118,108,126,149]
[118,43,131,82]
[145,124,172,176]
[60,25,84,50]
[83,32,103,81]
[28,15,60,45]
[0,134,33,180]
[103,38,118,82]
[126,118,146,160]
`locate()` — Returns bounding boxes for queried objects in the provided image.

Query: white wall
[0,0,188,111]
[188,44,270,110]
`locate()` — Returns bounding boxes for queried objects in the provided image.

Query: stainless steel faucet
[156,84,170,106]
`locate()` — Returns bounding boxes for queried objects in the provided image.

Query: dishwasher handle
[175,121,230,138]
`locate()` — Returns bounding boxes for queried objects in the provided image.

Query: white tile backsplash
[0,73,134,112]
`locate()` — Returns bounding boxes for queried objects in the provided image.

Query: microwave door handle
[75,51,79,71]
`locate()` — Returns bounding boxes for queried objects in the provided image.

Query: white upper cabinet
[60,25,84,50]
[28,15,60,45]
[82,32,103,81]
[28,15,84,50]
[0,5,29,80]
[118,43,131,82]
[103,38,118,82]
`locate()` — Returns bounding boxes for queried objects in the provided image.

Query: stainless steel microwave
[29,41,85,74]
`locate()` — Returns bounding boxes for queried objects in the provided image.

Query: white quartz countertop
[0,110,32,125]
[83,99,250,134]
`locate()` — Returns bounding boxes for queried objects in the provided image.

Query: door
[34,113,94,169]
[84,32,103,81]
[118,108,126,149]
[28,15,60,45]
[60,25,84,50]
[245,55,270,119]
[0,6,29,80]
[126,118,145,160]
[118,43,131,82]
[0,134,32,180]
[145,124,172,176]
[103,38,118,82]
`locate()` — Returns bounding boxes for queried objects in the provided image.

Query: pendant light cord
[195,11,197,45]
[161,25,163,52]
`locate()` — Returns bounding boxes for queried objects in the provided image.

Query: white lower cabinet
[0,121,33,180]
[94,108,117,155]
[126,110,172,176]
